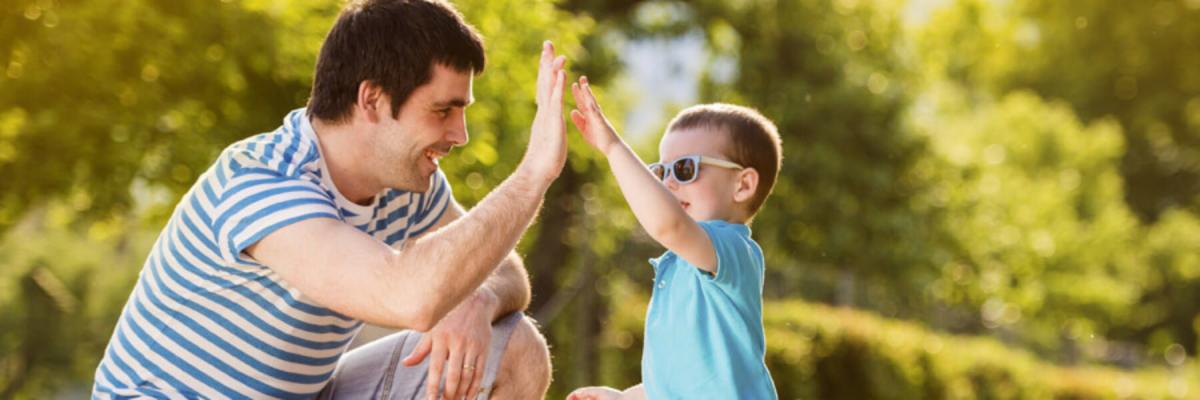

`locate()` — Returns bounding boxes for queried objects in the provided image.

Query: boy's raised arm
[569,77,717,273]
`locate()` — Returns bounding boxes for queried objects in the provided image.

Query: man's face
[371,63,473,192]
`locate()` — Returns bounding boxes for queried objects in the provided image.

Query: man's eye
[436,109,451,118]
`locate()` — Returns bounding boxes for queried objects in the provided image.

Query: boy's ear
[733,167,759,204]
[355,80,385,124]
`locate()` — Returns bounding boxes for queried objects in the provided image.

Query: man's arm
[421,200,532,322]
[246,42,568,332]
[482,252,532,320]
[391,201,532,400]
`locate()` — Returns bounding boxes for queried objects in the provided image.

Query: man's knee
[498,316,551,391]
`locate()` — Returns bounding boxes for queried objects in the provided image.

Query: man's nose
[447,112,469,146]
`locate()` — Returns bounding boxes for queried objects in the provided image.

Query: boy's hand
[569,76,621,155]
[566,386,623,400]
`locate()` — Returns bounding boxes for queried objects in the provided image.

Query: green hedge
[597,294,1194,399]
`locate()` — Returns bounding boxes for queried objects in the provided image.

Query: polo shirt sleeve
[697,221,762,294]
[212,159,341,266]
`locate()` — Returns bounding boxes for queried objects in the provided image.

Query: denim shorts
[317,312,524,400]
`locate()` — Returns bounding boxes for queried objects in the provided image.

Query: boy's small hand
[566,386,622,400]
[569,76,621,155]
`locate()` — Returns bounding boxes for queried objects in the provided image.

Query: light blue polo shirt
[642,220,777,399]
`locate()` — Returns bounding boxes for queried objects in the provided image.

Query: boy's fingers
[583,82,604,115]
[570,110,587,132]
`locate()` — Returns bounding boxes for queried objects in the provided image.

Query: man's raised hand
[520,40,569,184]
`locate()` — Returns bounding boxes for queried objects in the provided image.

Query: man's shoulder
[216,111,323,181]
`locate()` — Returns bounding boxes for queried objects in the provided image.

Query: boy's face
[657,127,745,222]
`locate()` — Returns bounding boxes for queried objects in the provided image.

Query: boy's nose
[664,176,681,191]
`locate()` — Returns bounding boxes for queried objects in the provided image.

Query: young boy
[566,76,781,399]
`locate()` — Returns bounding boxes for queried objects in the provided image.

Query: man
[92,0,568,398]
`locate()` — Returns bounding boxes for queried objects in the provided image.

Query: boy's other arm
[566,383,644,400]
[621,383,646,399]
[569,77,717,272]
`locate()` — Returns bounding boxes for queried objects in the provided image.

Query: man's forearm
[390,170,549,329]
[478,253,531,321]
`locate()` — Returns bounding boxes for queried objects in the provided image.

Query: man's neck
[310,117,379,205]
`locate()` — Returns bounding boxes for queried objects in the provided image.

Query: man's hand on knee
[402,290,498,400]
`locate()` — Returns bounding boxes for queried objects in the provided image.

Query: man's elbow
[383,250,442,331]
[394,302,439,332]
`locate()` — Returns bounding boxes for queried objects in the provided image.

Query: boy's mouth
[680,201,690,210]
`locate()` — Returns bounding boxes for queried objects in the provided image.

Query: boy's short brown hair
[666,103,782,218]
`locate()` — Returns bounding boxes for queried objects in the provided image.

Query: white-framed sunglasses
[648,155,744,184]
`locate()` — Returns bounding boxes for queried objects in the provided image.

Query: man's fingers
[546,58,567,113]
[536,41,553,105]
[425,343,448,400]
[402,335,433,366]
[550,69,566,113]
[443,352,465,400]
[468,355,485,399]
[460,353,480,400]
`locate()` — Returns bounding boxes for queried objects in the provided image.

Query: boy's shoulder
[697,220,753,242]
[697,219,763,263]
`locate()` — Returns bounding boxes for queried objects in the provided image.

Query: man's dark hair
[307,0,485,123]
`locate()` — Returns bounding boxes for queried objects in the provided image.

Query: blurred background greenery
[2,0,1199,398]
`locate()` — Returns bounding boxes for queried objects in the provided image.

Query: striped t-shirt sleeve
[406,169,454,238]
[212,163,341,266]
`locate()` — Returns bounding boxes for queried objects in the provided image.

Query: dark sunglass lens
[649,164,667,181]
[674,158,697,182]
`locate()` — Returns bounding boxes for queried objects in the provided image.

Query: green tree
[0,0,343,231]
[1007,0,1200,221]
[916,87,1144,354]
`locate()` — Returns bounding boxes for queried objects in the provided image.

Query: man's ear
[356,81,385,123]
[733,167,759,204]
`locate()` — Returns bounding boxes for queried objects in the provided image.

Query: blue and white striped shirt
[93,109,453,399]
